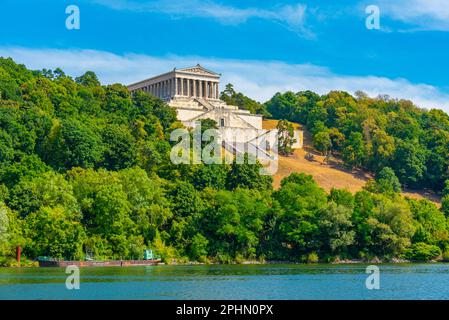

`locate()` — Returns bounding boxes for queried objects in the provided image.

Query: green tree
[8,171,79,218]
[351,190,376,257]
[0,154,51,189]
[377,167,401,192]
[277,120,296,156]
[342,132,366,169]
[25,206,86,259]
[369,129,395,171]
[409,199,448,247]
[118,167,172,243]
[101,124,137,170]
[404,242,441,261]
[44,118,104,169]
[265,92,301,121]
[313,131,331,157]
[221,83,269,116]
[191,164,228,190]
[0,203,9,249]
[0,131,14,163]
[328,127,345,152]
[90,184,136,258]
[366,167,401,194]
[328,188,354,209]
[167,180,203,218]
[317,202,355,258]
[0,67,21,100]
[75,71,101,87]
[201,188,271,261]
[189,233,209,261]
[392,140,426,188]
[274,173,328,259]
[226,155,272,191]
[366,197,415,257]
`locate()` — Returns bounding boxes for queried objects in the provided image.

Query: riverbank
[3,256,447,268]
[167,257,430,266]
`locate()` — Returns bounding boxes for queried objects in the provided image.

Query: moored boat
[38,258,161,267]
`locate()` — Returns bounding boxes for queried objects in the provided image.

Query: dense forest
[264,90,449,192]
[1,57,449,266]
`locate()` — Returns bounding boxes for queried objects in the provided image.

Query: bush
[189,233,209,261]
[151,235,180,264]
[307,252,319,263]
[404,242,441,261]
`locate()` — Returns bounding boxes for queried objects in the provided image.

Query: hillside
[1,58,447,265]
[262,120,441,205]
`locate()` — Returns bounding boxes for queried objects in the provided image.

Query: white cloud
[93,0,314,38]
[1,47,449,112]
[368,0,449,31]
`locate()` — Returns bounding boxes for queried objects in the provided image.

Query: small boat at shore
[37,249,162,267]
[38,258,161,268]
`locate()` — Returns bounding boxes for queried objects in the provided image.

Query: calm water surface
[0,264,448,300]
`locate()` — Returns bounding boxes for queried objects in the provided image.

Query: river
[1,263,448,299]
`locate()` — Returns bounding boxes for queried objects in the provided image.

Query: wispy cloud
[1,47,449,112]
[93,0,314,38]
[364,0,449,31]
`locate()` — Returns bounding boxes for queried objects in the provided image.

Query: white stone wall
[176,108,206,123]
[293,130,303,149]
[219,127,261,144]
[179,107,262,130]
[237,113,263,129]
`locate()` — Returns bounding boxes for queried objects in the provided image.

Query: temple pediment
[178,64,220,77]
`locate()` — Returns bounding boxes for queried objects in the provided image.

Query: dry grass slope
[262,120,441,205]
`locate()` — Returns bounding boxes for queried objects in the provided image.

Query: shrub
[404,242,441,261]
[307,252,319,263]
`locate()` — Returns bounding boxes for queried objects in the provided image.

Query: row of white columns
[140,77,219,100]
[141,79,176,99]
[177,78,219,100]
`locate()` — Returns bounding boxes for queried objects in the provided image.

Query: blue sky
[1,0,449,111]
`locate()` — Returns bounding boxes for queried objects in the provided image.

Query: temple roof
[176,64,221,77]
[127,64,220,89]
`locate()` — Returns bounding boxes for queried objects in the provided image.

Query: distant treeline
[0,57,448,265]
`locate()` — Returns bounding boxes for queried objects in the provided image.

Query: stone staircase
[194,98,215,111]
[222,138,275,161]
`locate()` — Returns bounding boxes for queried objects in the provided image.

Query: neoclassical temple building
[128,65,302,162]
[127,64,263,130]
